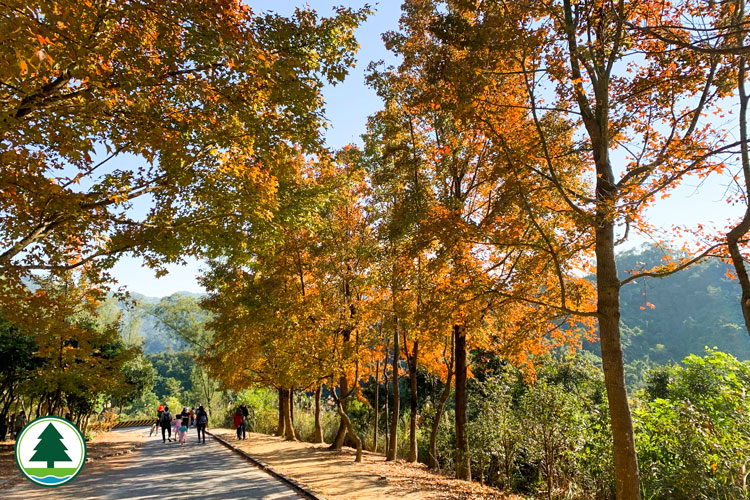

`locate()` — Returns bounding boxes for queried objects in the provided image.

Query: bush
[635,349,750,499]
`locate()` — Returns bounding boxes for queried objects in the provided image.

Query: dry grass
[212,428,521,500]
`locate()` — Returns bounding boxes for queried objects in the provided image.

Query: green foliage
[635,349,750,499]
[614,246,750,363]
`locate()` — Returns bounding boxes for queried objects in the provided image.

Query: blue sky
[111,1,401,296]
[110,1,742,297]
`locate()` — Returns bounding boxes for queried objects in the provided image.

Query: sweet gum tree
[380,1,732,497]
[0,0,368,308]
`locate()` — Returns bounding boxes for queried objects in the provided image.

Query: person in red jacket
[233,408,243,440]
[151,404,165,437]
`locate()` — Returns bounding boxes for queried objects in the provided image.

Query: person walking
[151,404,164,437]
[13,411,26,439]
[172,409,181,440]
[233,408,243,440]
[195,405,208,444]
[189,407,195,427]
[239,403,249,440]
[178,408,189,445]
[160,406,172,442]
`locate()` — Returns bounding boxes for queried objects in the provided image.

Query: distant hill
[115,250,750,364]
[583,245,750,364]
[112,291,205,353]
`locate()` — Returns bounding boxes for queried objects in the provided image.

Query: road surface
[3,427,303,499]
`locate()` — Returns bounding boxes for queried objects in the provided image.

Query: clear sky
[109,1,743,297]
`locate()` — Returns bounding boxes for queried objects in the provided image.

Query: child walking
[179,407,190,445]
[172,410,181,442]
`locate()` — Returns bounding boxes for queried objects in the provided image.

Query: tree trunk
[727,58,750,335]
[384,358,390,458]
[373,360,379,452]
[336,399,363,462]
[407,339,419,463]
[330,374,349,450]
[276,387,286,437]
[597,219,640,499]
[313,385,323,443]
[386,320,400,461]
[454,324,470,481]
[289,389,294,426]
[281,388,296,441]
[429,347,454,469]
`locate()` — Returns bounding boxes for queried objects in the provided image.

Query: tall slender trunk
[281,388,296,441]
[384,355,390,458]
[560,1,640,495]
[331,327,352,450]
[597,219,639,499]
[454,324,470,480]
[727,57,750,335]
[406,338,419,463]
[313,385,323,443]
[386,320,400,461]
[429,335,454,469]
[289,389,294,426]
[373,360,379,452]
[276,388,286,437]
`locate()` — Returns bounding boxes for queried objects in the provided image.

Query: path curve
[3,427,303,499]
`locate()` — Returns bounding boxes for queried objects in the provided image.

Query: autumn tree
[200,150,376,460]
[634,1,750,337]
[384,1,733,497]
[9,271,139,429]
[365,22,595,478]
[0,0,367,312]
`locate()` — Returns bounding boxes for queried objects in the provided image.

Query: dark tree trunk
[429,337,454,469]
[407,339,419,463]
[384,357,390,458]
[336,399,363,462]
[314,385,323,443]
[289,389,294,426]
[281,388,296,441]
[386,321,399,461]
[373,360,379,452]
[727,58,750,335]
[276,387,286,437]
[330,373,349,450]
[454,324,470,481]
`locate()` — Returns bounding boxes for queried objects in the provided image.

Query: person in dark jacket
[160,406,172,443]
[195,405,208,443]
[239,402,249,439]
[233,409,243,440]
[178,407,190,445]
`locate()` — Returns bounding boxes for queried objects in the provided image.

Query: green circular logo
[14,416,87,487]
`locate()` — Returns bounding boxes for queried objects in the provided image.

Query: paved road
[4,427,303,499]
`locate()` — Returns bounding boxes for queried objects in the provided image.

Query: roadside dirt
[211,428,520,500]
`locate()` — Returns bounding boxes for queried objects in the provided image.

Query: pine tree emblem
[30,423,71,468]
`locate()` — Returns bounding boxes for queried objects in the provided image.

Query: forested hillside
[612,246,750,364]
[124,245,750,365]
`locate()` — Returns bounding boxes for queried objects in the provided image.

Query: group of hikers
[152,404,209,445]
